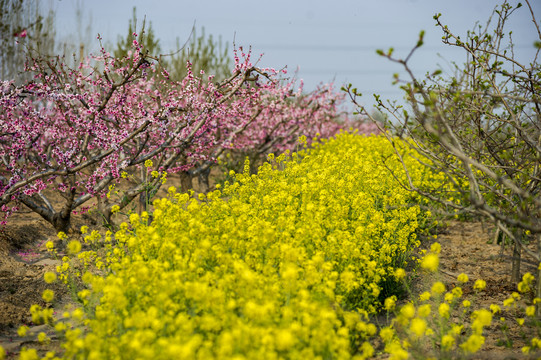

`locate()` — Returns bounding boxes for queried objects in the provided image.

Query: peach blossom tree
[0,37,374,232]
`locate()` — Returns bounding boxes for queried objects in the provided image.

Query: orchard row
[0,38,376,231]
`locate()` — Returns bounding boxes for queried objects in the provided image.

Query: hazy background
[50,0,539,111]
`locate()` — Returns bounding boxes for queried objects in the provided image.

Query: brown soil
[0,205,538,358]
[424,221,539,359]
[0,209,67,358]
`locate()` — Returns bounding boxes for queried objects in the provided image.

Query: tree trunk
[179,171,193,193]
[511,235,522,284]
[51,211,72,233]
[537,234,541,317]
[20,195,72,233]
[139,166,147,213]
[197,167,211,193]
[97,196,113,228]
[139,191,147,213]
[537,260,541,317]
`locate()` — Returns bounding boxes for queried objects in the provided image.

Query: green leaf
[417,30,426,47]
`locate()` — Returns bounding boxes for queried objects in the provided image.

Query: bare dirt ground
[420,221,539,359]
[0,208,68,358]
[0,207,538,358]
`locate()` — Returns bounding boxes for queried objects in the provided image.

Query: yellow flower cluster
[49,132,440,359]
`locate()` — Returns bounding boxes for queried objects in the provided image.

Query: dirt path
[425,221,538,359]
[0,210,65,358]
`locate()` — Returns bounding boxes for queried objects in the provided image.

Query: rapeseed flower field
[21,132,446,359]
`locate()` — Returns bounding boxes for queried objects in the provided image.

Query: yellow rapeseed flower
[17,325,29,337]
[522,272,535,285]
[439,303,450,319]
[400,303,416,319]
[460,334,485,353]
[518,281,531,293]
[395,268,406,280]
[471,309,492,333]
[419,291,431,301]
[409,318,427,338]
[42,289,54,303]
[129,213,139,224]
[360,341,374,358]
[43,272,56,284]
[37,332,48,343]
[418,304,431,318]
[473,279,486,291]
[441,334,455,350]
[503,297,515,307]
[275,329,295,350]
[452,287,462,299]
[67,240,82,255]
[18,348,39,360]
[385,296,397,311]
[421,253,439,272]
[386,341,408,360]
[380,327,395,342]
[430,242,441,254]
[431,282,446,295]
[451,325,463,335]
[45,241,54,251]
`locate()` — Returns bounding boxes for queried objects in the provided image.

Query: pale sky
[50,0,539,110]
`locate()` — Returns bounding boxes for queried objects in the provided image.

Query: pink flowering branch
[0,39,374,232]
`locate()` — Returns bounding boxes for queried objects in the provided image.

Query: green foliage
[114,7,161,59]
[113,8,231,82]
[0,0,57,82]
[349,1,541,287]
[165,27,232,82]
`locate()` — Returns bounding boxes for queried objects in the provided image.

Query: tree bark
[537,234,541,316]
[511,235,522,284]
[51,210,72,233]
[179,171,193,193]
[197,166,211,193]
